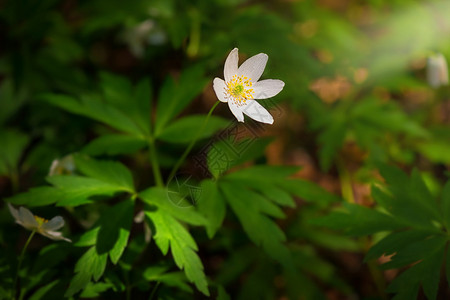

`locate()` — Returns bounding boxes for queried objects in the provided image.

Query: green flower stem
[336,157,354,204]
[168,101,220,183]
[13,230,36,300]
[148,138,164,187]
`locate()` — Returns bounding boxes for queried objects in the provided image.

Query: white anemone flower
[213,48,285,124]
[8,203,71,242]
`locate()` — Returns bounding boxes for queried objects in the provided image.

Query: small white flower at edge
[8,203,71,242]
[427,53,449,88]
[213,48,285,124]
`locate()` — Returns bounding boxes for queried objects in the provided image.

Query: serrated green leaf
[145,209,209,296]
[206,137,274,179]
[219,181,292,268]
[140,187,206,226]
[75,227,100,247]
[6,186,65,207]
[387,236,446,300]
[154,66,208,135]
[96,199,134,264]
[375,165,441,228]
[197,179,226,238]
[365,230,435,262]
[82,134,146,156]
[381,235,446,270]
[311,203,406,236]
[0,129,29,176]
[74,155,135,192]
[222,180,285,219]
[46,176,122,206]
[157,115,228,143]
[66,247,108,297]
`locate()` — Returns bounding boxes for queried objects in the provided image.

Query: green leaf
[41,93,144,137]
[79,282,113,297]
[99,73,152,136]
[6,186,65,207]
[143,267,192,293]
[157,115,228,143]
[311,203,406,236]
[82,134,146,156]
[365,230,435,262]
[74,155,135,193]
[381,235,446,270]
[145,209,209,296]
[387,236,446,300]
[318,120,346,171]
[197,179,227,238]
[0,129,29,176]
[154,66,208,135]
[375,165,441,228]
[219,181,292,268]
[441,181,450,229]
[65,246,108,297]
[140,187,206,226]
[96,199,134,264]
[46,176,122,206]
[29,280,60,300]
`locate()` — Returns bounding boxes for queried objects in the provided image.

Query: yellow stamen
[34,216,48,226]
[225,75,254,106]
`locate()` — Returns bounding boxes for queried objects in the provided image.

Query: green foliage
[314,165,450,299]
[3,0,450,299]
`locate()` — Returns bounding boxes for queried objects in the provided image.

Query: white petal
[237,53,268,83]
[41,231,72,242]
[18,207,39,229]
[227,101,245,122]
[41,216,65,231]
[252,79,285,99]
[8,203,20,221]
[213,78,228,102]
[241,100,274,124]
[224,48,239,82]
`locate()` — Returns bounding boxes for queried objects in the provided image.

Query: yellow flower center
[34,216,48,227]
[226,75,254,106]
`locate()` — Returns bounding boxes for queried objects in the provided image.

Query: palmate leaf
[315,164,450,300]
[140,187,209,296]
[205,166,306,269]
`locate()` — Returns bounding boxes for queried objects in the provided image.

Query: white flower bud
[427,53,448,88]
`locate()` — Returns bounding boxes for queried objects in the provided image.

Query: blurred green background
[2,0,450,299]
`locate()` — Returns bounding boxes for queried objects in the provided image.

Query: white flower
[8,203,71,242]
[48,154,75,176]
[213,48,285,124]
[427,53,449,88]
